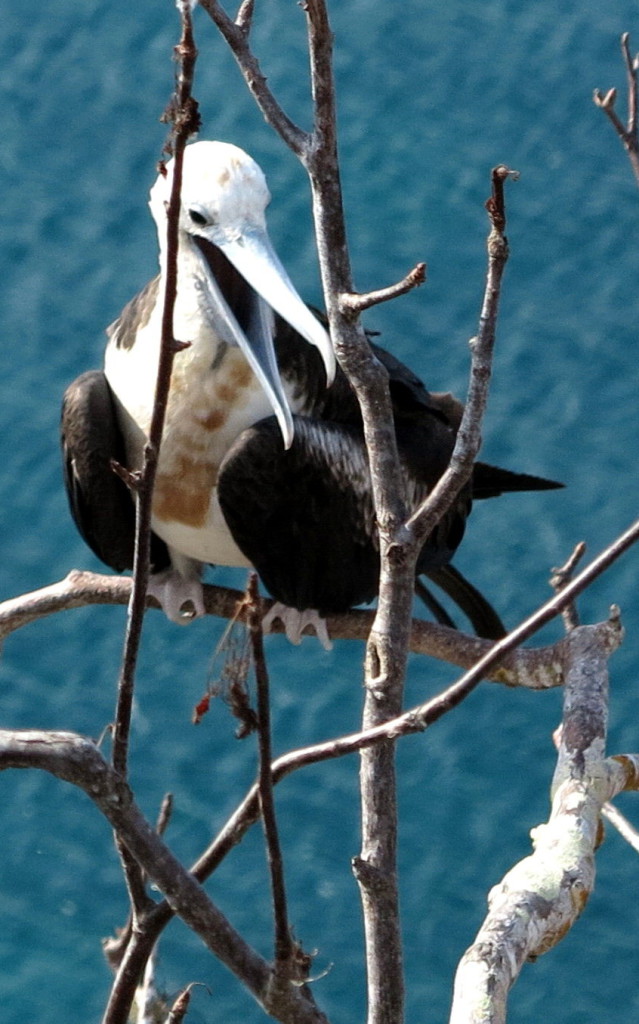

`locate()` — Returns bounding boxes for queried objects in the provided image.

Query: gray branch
[448,623,639,1024]
[594,32,639,187]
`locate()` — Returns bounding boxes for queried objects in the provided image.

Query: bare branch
[101,10,202,979]
[112,1,200,779]
[235,0,254,35]
[0,730,329,1024]
[0,531,633,691]
[155,792,174,837]
[104,791,174,994]
[601,799,639,853]
[104,929,158,1024]
[5,488,639,683]
[10,507,636,1022]
[198,0,309,155]
[407,165,517,545]
[622,31,639,138]
[550,540,587,631]
[246,576,294,970]
[167,985,194,1023]
[116,837,155,921]
[594,32,639,186]
[339,262,426,317]
[299,8,427,1018]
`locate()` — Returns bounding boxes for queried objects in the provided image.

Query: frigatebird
[61,141,560,645]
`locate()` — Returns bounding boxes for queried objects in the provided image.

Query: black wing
[60,370,169,573]
[218,414,475,618]
[218,416,379,615]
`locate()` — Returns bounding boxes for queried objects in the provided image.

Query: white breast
[105,300,295,567]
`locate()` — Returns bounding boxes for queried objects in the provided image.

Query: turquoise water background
[1,1,639,1021]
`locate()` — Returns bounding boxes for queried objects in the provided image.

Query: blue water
[1,1,639,1021]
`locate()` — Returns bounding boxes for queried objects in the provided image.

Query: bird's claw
[263,602,333,651]
[147,570,206,625]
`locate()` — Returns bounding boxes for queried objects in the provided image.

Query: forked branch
[594,32,639,186]
[0,731,329,1024]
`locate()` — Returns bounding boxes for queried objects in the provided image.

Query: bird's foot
[263,602,333,651]
[147,570,206,625]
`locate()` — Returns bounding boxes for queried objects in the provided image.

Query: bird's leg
[262,602,333,651]
[147,551,205,625]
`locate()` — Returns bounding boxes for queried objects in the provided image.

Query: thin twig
[156,793,174,837]
[601,801,639,854]
[407,165,518,545]
[339,263,426,317]
[104,796,174,988]
[166,985,192,1023]
[246,576,293,969]
[235,0,255,34]
[117,839,155,921]
[105,8,200,1018]
[550,540,587,632]
[111,1,199,779]
[623,32,639,139]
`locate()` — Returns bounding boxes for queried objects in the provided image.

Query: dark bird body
[61,141,560,640]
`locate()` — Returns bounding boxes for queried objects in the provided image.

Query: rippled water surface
[1,2,638,1021]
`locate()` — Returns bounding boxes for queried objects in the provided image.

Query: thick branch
[449,621,631,1024]
[0,548,630,691]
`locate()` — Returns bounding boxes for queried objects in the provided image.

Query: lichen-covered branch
[448,622,635,1024]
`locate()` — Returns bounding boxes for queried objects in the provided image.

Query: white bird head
[149,141,335,448]
[150,140,271,243]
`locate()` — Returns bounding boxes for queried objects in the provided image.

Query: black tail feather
[414,578,458,631]
[473,461,563,500]
[419,564,507,640]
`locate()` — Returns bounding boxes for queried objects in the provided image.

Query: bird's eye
[188,209,208,227]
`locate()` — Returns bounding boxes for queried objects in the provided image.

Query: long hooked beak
[220,228,336,386]
[194,226,335,450]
